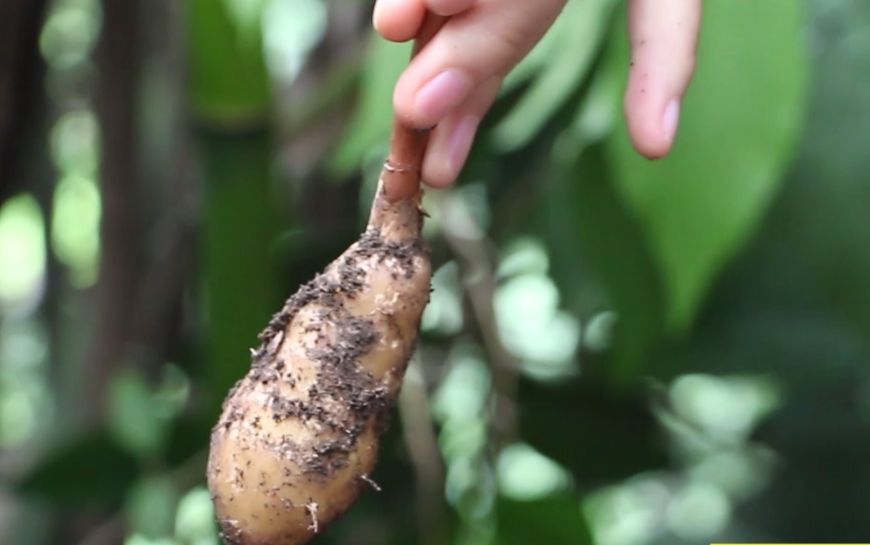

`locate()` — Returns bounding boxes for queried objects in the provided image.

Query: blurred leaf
[570,56,621,147]
[202,130,279,410]
[331,36,411,175]
[18,432,138,506]
[573,166,669,379]
[492,0,616,152]
[185,0,270,123]
[544,148,668,380]
[603,0,809,332]
[518,378,668,487]
[262,0,328,84]
[175,486,220,545]
[0,194,46,308]
[108,368,167,457]
[495,495,592,545]
[677,5,870,537]
[125,476,179,539]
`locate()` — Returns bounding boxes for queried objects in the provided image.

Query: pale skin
[373,0,703,187]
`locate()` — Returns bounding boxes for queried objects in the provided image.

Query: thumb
[393,0,566,129]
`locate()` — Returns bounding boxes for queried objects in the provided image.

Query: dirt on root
[216,226,425,479]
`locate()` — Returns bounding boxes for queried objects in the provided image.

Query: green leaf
[331,36,411,175]
[603,0,809,332]
[185,0,270,124]
[202,130,279,409]
[495,495,593,545]
[18,432,139,506]
[175,486,219,545]
[492,0,616,152]
[545,147,669,380]
[125,476,179,539]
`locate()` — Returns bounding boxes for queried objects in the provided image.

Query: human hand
[373,0,702,187]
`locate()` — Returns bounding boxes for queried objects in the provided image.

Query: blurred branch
[280,3,368,179]
[437,193,521,447]
[0,0,48,198]
[129,0,197,377]
[88,0,144,421]
[399,359,448,545]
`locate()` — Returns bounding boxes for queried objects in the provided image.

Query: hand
[373,0,702,187]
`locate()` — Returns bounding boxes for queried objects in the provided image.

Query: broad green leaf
[202,130,279,408]
[492,0,616,152]
[495,495,593,545]
[185,0,270,123]
[331,36,411,175]
[544,144,669,380]
[604,1,808,332]
[573,156,669,378]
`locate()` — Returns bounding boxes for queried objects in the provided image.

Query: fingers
[374,0,473,41]
[393,0,566,129]
[625,0,702,159]
[373,0,426,42]
[376,0,564,185]
[422,76,501,187]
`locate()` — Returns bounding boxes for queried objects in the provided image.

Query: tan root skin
[207,179,431,545]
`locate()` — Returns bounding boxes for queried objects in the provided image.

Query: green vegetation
[2,1,870,545]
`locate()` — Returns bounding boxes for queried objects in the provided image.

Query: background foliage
[2,1,870,544]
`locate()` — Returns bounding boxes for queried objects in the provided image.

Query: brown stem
[399,359,448,545]
[381,15,445,203]
[87,0,143,423]
[438,194,521,448]
[383,121,428,202]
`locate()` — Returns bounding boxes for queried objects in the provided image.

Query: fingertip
[422,114,480,187]
[422,161,458,188]
[422,123,460,187]
[394,67,474,129]
[624,104,674,160]
[633,137,671,160]
[421,77,499,187]
[626,117,674,159]
[624,78,681,159]
[373,0,426,42]
[625,0,699,159]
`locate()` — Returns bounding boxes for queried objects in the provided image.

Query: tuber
[206,21,440,541]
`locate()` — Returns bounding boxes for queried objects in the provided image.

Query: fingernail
[446,115,480,175]
[414,69,473,126]
[663,99,681,144]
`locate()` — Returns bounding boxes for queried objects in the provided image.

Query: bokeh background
[2,1,870,544]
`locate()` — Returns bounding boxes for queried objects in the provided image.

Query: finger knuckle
[485,24,528,75]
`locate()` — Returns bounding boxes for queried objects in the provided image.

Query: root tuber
[206,20,442,545]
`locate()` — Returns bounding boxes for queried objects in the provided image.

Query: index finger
[624,0,702,159]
